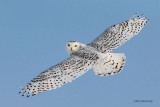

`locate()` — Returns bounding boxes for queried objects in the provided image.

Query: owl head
[66,41,84,55]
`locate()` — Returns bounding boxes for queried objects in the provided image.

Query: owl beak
[71,48,72,51]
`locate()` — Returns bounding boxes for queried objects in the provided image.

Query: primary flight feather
[19,13,149,97]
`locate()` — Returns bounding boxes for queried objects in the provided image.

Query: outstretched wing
[88,14,149,53]
[19,55,95,97]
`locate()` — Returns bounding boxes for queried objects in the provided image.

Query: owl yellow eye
[75,45,77,47]
[68,44,70,47]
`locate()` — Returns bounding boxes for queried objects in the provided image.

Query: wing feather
[88,14,149,53]
[19,55,95,97]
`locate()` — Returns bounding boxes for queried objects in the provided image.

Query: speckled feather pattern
[19,49,98,97]
[88,14,149,53]
[93,53,126,76]
[19,14,148,97]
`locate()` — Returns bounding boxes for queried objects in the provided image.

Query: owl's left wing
[88,14,149,53]
[19,55,94,97]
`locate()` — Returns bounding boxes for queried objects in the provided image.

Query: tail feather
[93,53,126,76]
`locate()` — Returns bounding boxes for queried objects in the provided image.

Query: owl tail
[93,53,126,76]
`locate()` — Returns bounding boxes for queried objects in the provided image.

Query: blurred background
[0,0,159,107]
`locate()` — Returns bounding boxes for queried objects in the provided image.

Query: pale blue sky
[0,0,160,107]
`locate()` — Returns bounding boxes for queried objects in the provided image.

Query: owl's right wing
[19,55,94,97]
[88,14,149,53]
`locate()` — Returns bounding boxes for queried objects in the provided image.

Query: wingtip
[130,13,149,22]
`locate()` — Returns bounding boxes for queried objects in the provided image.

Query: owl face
[66,41,82,54]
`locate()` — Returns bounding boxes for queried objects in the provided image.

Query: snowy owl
[19,14,148,97]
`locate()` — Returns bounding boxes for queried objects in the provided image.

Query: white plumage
[93,53,126,76]
[20,56,95,97]
[19,14,149,97]
[88,13,148,53]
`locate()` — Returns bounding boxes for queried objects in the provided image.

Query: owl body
[67,44,126,76]
[19,14,149,97]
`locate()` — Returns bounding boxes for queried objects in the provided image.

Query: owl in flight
[19,14,148,97]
